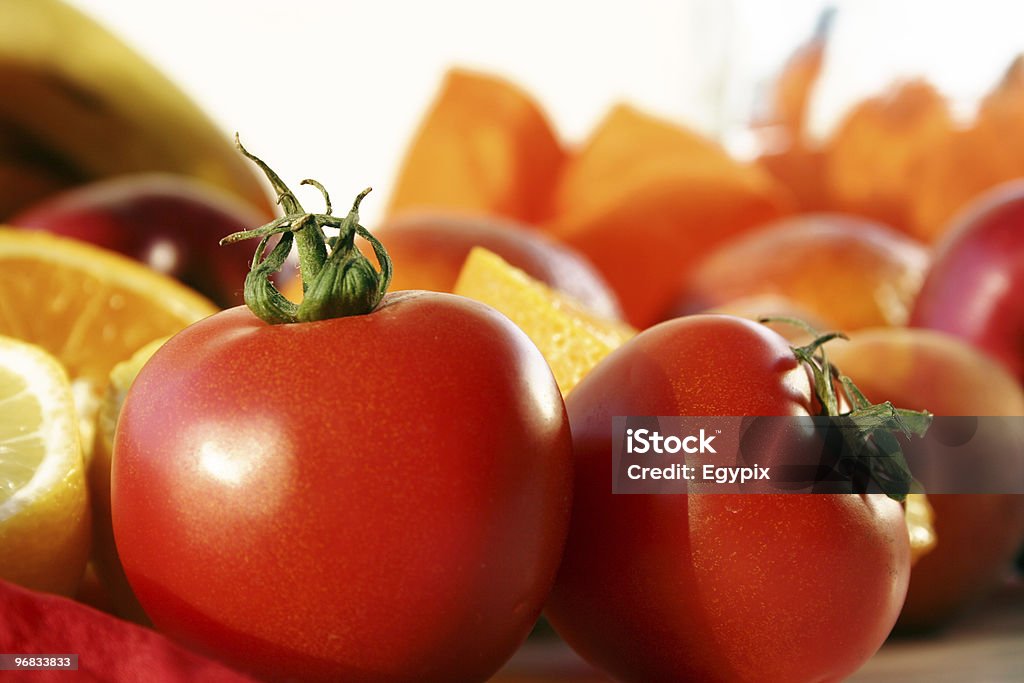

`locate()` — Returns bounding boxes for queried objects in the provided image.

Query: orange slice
[387,69,565,223]
[0,229,217,457]
[454,247,634,395]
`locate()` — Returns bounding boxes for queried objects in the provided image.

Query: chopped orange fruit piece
[908,57,1024,241]
[454,247,634,395]
[825,79,952,234]
[545,104,793,327]
[754,9,831,144]
[754,11,832,212]
[387,69,565,223]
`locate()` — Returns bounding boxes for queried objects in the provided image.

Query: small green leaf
[776,324,933,502]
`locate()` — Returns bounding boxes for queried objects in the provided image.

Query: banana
[0,0,272,218]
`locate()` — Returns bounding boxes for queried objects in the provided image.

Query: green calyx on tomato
[769,317,933,502]
[220,135,392,324]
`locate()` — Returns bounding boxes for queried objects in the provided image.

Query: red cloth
[0,579,257,682]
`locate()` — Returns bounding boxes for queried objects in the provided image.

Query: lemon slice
[0,229,218,459]
[0,335,89,595]
[454,247,635,395]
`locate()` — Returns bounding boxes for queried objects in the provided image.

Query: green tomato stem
[761,318,933,502]
[220,136,392,325]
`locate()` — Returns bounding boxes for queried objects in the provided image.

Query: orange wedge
[825,79,952,234]
[545,104,793,327]
[0,229,217,456]
[388,69,565,223]
[454,247,635,395]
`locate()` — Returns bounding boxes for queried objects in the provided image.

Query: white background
[65,0,1024,224]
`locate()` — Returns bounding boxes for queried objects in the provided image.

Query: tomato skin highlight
[546,315,910,683]
[111,291,573,683]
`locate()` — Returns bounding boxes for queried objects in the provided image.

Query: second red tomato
[546,315,910,683]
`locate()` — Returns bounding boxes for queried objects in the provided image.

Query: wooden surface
[490,578,1024,682]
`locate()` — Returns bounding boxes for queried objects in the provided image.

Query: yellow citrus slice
[0,334,89,596]
[0,229,218,458]
[906,492,937,566]
[89,337,165,622]
[454,246,635,395]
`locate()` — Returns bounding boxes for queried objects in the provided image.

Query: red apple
[9,174,277,308]
[910,179,1024,382]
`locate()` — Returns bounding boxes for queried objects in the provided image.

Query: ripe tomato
[545,315,910,683]
[111,293,573,683]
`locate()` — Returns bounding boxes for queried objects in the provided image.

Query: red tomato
[111,292,573,683]
[545,315,910,683]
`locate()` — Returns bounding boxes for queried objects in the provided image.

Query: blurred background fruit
[0,335,89,596]
[823,79,952,237]
[753,8,832,214]
[10,174,276,308]
[542,104,794,327]
[700,294,826,343]
[353,211,621,318]
[910,180,1024,383]
[747,5,1024,249]
[0,0,271,220]
[388,69,564,224]
[664,213,929,330]
[827,327,1024,632]
[907,57,1024,242]
[385,72,794,329]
